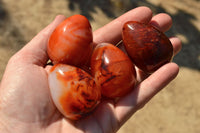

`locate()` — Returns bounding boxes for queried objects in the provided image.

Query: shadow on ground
[0,0,25,50]
[68,0,116,20]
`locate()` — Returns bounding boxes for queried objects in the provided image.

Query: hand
[0,7,181,133]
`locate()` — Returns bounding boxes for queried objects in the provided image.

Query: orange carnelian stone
[48,15,93,66]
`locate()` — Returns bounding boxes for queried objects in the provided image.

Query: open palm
[0,7,181,133]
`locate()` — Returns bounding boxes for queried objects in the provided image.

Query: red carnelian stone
[48,15,93,66]
[91,43,136,98]
[122,21,173,73]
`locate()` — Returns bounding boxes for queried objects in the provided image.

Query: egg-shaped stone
[122,21,173,73]
[48,64,101,120]
[48,15,93,66]
[91,43,136,98]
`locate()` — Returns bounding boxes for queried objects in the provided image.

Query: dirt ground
[0,0,200,132]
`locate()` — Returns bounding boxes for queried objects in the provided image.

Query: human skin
[0,6,181,133]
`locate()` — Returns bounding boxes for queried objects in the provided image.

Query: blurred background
[0,0,200,132]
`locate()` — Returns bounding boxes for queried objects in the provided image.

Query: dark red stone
[122,21,173,73]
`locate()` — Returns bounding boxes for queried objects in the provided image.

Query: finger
[18,15,66,66]
[170,37,182,55]
[149,13,172,32]
[114,62,179,126]
[93,6,153,45]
